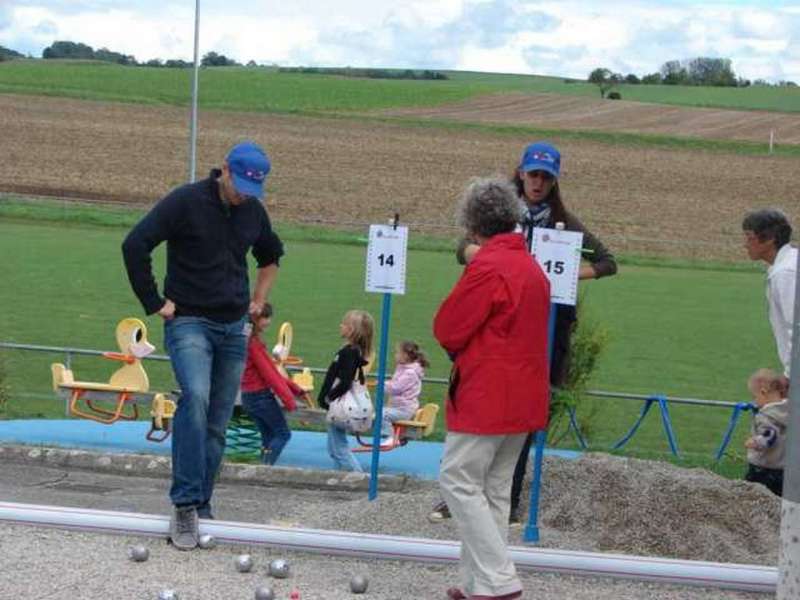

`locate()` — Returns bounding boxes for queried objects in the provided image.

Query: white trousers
[439,431,527,597]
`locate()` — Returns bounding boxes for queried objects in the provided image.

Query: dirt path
[1,94,798,260]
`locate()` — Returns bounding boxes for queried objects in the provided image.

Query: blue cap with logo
[226,141,271,199]
[519,142,560,178]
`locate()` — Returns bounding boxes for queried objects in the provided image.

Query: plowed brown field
[385,92,800,145]
[1,94,798,260]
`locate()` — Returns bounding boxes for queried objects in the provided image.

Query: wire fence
[0,341,755,461]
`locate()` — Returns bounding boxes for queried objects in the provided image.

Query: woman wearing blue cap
[430,141,617,525]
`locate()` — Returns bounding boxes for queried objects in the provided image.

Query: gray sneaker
[169,505,199,550]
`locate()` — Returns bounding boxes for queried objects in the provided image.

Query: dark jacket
[122,169,283,323]
[317,344,368,409]
[435,233,551,434]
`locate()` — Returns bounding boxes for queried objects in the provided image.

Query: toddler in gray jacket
[744,368,789,496]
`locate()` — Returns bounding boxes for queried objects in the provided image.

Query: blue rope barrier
[715,402,757,461]
[566,405,588,450]
[611,394,680,457]
[656,395,680,457]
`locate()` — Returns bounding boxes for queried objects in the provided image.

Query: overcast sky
[1,0,798,83]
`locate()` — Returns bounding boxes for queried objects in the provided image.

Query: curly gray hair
[456,176,525,238]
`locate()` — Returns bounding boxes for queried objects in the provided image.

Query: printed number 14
[378,253,395,267]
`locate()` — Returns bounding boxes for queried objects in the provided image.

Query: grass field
[0,203,782,473]
[445,70,800,112]
[1,60,798,114]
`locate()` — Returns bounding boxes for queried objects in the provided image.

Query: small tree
[661,60,688,85]
[165,59,190,68]
[201,51,238,67]
[588,67,622,98]
[547,301,609,446]
[0,45,24,61]
[43,40,95,60]
[641,72,662,84]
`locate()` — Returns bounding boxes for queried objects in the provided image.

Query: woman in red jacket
[434,177,550,600]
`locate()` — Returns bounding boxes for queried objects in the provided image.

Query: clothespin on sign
[392,212,399,230]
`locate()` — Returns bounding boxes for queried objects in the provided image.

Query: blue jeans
[241,389,292,465]
[381,406,416,437]
[165,315,247,508]
[326,423,362,472]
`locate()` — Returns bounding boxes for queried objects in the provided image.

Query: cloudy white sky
[1,0,798,82]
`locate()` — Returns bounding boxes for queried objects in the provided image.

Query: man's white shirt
[767,243,798,377]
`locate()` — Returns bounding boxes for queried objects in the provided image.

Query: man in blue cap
[123,141,283,550]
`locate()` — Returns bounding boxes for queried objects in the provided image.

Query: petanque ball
[198,534,217,549]
[128,545,149,562]
[157,590,179,600]
[350,575,368,594]
[235,554,254,573]
[254,586,275,600]
[268,558,290,578]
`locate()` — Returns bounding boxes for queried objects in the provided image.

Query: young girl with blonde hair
[317,309,375,472]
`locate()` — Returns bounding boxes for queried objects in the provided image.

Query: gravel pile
[537,454,781,564]
[283,454,780,567]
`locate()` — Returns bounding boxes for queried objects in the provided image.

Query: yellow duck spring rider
[50,318,176,441]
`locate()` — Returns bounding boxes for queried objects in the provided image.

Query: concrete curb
[0,444,422,493]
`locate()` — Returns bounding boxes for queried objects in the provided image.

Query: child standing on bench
[318,309,375,472]
[381,340,429,442]
[240,303,304,465]
[744,368,789,496]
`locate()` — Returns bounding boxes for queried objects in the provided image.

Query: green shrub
[548,301,608,446]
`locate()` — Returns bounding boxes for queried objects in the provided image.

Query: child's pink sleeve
[384,369,413,396]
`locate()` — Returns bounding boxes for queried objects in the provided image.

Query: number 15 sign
[530,227,583,306]
[365,224,408,295]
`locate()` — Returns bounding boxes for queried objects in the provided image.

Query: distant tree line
[37,40,250,69]
[42,40,136,64]
[279,66,449,80]
[588,57,797,98]
[0,45,25,61]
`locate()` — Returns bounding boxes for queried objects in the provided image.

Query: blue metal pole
[524,302,556,543]
[368,293,392,500]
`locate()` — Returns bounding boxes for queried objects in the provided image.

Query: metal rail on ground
[0,501,778,593]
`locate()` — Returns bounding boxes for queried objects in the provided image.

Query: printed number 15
[378,253,395,267]
[543,260,565,275]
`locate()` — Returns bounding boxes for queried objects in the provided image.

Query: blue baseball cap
[226,141,271,199]
[519,142,560,178]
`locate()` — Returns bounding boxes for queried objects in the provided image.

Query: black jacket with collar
[122,169,284,323]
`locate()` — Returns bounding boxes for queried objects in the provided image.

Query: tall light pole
[777,247,800,599]
[188,0,200,183]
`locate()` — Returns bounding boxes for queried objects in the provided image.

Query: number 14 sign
[365,224,408,295]
[530,227,583,306]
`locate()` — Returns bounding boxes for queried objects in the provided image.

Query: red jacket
[241,336,299,411]
[433,233,550,434]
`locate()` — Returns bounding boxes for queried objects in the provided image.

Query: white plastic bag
[326,381,374,434]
